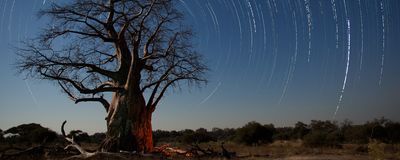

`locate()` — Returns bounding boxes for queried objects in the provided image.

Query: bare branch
[61,121,95,157]
[75,96,110,112]
[17,0,208,125]
[40,70,122,94]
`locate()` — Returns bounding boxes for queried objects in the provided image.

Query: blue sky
[1,0,400,134]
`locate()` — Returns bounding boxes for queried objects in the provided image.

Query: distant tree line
[0,123,105,145]
[1,117,400,148]
[276,117,400,147]
[152,117,400,147]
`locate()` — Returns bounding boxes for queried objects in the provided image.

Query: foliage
[0,128,4,142]
[340,117,400,144]
[292,121,310,139]
[4,123,57,144]
[68,130,90,143]
[342,125,369,144]
[302,120,342,148]
[210,128,236,141]
[385,121,400,143]
[152,118,400,147]
[90,132,106,143]
[234,121,274,145]
[153,127,235,145]
[303,131,342,148]
[181,128,216,144]
[309,120,338,132]
[153,129,174,144]
[273,127,293,140]
[2,117,400,150]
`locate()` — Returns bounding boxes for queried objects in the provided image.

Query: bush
[90,132,106,143]
[234,121,274,145]
[303,131,327,147]
[4,123,57,144]
[210,128,236,141]
[68,130,90,143]
[292,121,310,139]
[343,125,369,144]
[153,130,172,144]
[181,128,215,144]
[385,121,400,143]
[0,128,4,142]
[273,127,294,141]
[31,127,58,143]
[303,131,342,148]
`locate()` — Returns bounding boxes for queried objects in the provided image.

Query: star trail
[1,0,400,132]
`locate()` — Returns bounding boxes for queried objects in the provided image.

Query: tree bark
[100,89,153,153]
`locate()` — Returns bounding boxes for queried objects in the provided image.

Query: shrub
[292,121,310,139]
[303,131,342,148]
[181,128,215,144]
[273,127,294,141]
[385,121,400,143]
[303,131,326,147]
[234,121,274,145]
[153,130,171,144]
[90,132,106,143]
[30,127,58,143]
[0,128,4,142]
[4,123,57,144]
[210,128,236,141]
[343,125,369,144]
[68,130,90,143]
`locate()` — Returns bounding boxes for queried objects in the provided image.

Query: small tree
[292,121,309,139]
[16,0,207,152]
[303,120,342,147]
[234,121,274,145]
[4,123,57,144]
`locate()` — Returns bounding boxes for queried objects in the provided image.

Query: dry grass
[187,140,397,160]
[367,140,400,160]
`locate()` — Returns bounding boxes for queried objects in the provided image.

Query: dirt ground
[1,140,399,160]
[271,155,371,160]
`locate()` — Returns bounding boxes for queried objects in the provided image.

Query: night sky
[1,0,400,134]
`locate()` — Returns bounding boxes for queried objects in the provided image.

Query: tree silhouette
[234,121,274,145]
[0,128,4,143]
[4,123,57,144]
[16,0,207,152]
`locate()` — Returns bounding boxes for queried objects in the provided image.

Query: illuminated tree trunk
[100,88,153,153]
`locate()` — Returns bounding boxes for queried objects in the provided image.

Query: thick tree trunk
[99,89,153,153]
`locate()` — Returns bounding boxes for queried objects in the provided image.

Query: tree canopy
[16,0,207,112]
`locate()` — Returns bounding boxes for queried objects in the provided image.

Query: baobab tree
[16,0,207,153]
